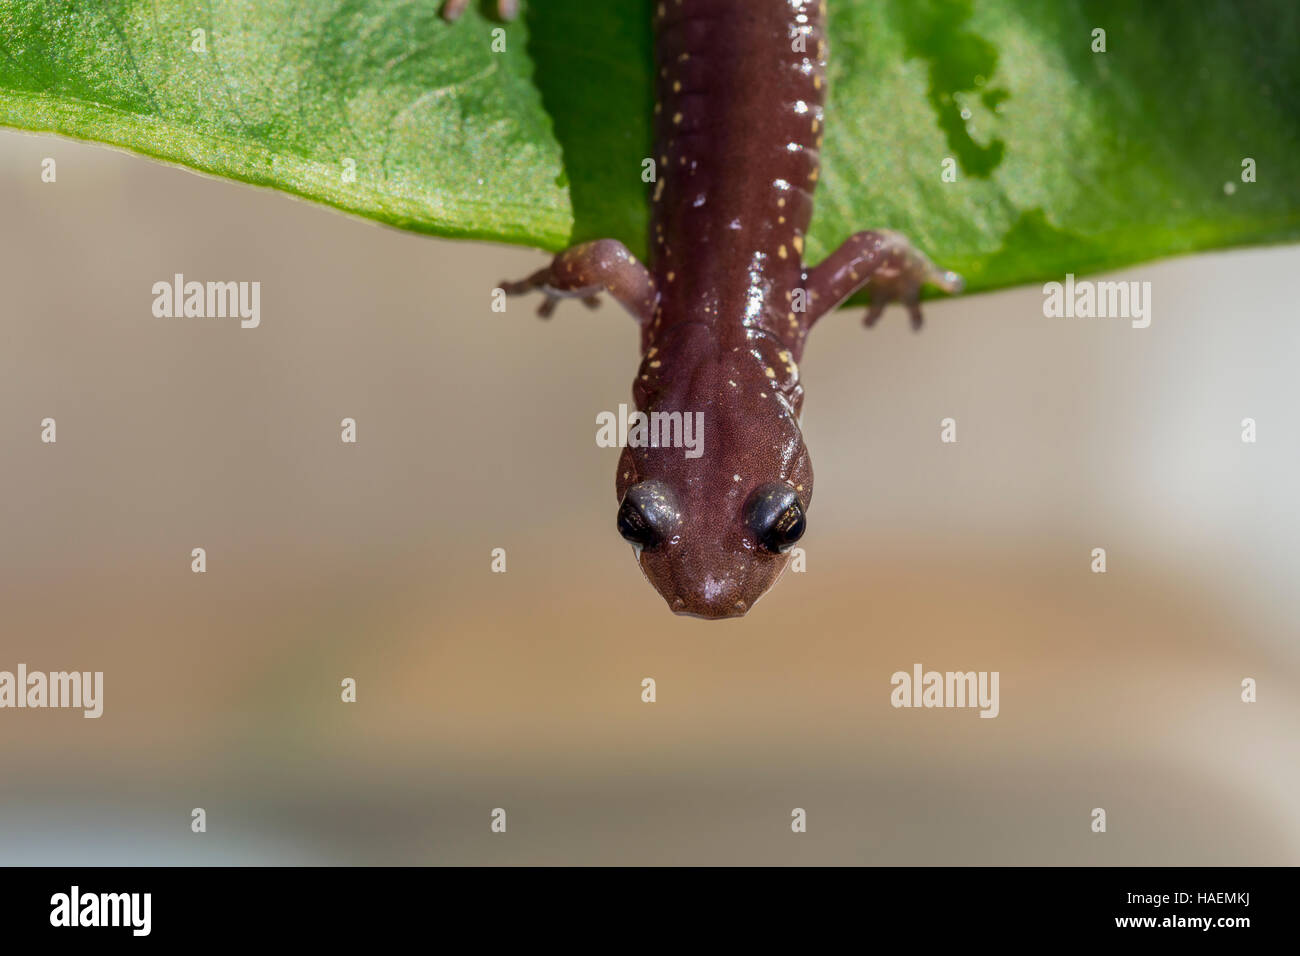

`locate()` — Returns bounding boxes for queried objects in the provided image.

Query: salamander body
[448,0,962,618]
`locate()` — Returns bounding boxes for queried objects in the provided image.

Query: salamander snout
[617,480,807,619]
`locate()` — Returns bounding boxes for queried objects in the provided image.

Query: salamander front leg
[442,0,518,21]
[805,229,963,332]
[500,239,658,325]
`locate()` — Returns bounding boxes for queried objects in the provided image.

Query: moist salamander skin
[452,0,964,618]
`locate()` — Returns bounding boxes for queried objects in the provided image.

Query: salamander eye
[617,480,679,550]
[744,483,806,553]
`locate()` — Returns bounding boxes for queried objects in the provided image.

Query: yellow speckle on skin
[648,347,658,357]
[666,271,675,282]
[778,245,788,259]
[813,74,822,90]
[850,270,859,280]
[760,392,768,398]
[672,112,683,125]
[793,236,803,254]
[777,197,786,207]
[660,155,667,165]
[778,216,786,224]
[678,52,690,62]
[650,360,662,368]
[809,168,819,182]
[673,80,681,92]
[796,483,804,492]
[653,179,666,202]
[816,135,824,148]
[811,118,819,133]
[778,350,792,362]
[765,367,776,378]
[654,103,662,115]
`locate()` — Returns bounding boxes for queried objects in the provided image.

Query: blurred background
[1,128,1297,865]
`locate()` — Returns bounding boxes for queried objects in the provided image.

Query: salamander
[445,0,963,619]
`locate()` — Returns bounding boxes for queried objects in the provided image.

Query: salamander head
[614,343,812,619]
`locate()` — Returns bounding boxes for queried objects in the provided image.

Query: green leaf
[1,0,1296,296]
[0,0,574,247]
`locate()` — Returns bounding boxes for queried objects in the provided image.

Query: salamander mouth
[669,595,748,619]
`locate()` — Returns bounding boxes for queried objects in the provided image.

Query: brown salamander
[446,0,963,618]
